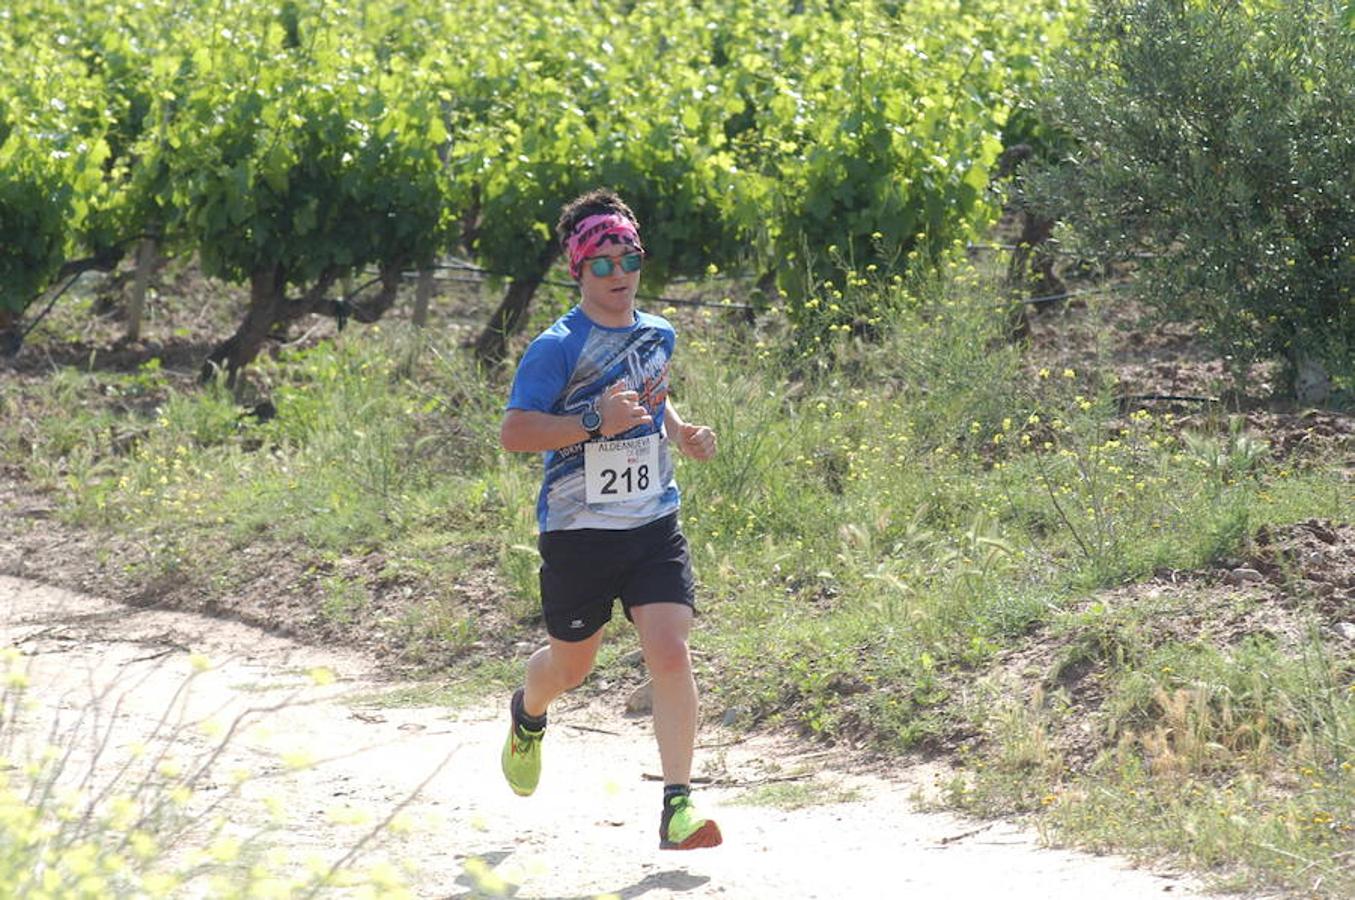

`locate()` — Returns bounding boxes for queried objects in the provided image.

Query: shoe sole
[660,820,723,850]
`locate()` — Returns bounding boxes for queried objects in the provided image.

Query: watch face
[582,409,602,431]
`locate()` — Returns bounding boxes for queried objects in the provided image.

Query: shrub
[1034,0,1355,400]
[0,124,74,326]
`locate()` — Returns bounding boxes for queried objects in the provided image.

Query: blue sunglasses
[587,252,644,277]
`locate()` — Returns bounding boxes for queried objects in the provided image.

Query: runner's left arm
[665,400,717,461]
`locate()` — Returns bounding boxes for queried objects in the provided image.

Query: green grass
[4,260,1353,895]
[732,778,862,811]
[1022,630,1352,894]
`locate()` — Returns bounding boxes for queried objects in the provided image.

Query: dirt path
[2,574,1218,899]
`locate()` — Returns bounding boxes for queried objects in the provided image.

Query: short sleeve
[506,334,568,412]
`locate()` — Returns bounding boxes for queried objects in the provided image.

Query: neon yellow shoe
[501,690,544,797]
[659,794,723,850]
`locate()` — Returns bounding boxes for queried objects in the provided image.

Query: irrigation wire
[2,271,88,357]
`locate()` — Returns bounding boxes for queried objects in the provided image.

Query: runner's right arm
[500,409,592,453]
[501,383,653,453]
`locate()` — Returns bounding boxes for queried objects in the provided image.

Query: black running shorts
[537,513,695,641]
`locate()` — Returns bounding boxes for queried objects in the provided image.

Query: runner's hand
[598,381,652,437]
[677,423,717,460]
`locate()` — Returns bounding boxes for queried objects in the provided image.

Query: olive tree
[1035,0,1355,402]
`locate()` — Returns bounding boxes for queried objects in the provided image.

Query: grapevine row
[0,0,1085,376]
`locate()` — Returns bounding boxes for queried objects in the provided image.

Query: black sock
[663,784,690,807]
[512,688,547,732]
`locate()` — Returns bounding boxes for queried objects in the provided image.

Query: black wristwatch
[580,408,603,440]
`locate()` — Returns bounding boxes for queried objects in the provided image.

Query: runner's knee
[642,635,691,678]
[549,650,596,688]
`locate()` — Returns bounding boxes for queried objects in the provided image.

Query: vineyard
[5,1,1355,898]
[1,0,1082,374]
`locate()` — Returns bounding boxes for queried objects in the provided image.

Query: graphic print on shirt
[506,306,681,532]
[545,325,675,530]
[561,329,671,422]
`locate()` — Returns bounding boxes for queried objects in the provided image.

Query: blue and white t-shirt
[507,305,679,532]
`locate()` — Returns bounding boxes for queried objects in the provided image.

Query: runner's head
[557,189,644,282]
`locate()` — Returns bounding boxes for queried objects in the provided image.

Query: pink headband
[566,213,643,278]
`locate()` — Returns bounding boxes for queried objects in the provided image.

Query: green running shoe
[501,689,544,797]
[659,793,723,850]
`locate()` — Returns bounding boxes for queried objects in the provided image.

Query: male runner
[499,189,722,850]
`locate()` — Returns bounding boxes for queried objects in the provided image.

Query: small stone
[1224,568,1264,586]
[1333,622,1355,643]
[721,706,749,727]
[619,649,645,667]
[625,680,653,715]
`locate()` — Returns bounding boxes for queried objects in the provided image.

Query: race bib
[584,433,662,504]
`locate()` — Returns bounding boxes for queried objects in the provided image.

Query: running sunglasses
[587,252,644,277]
